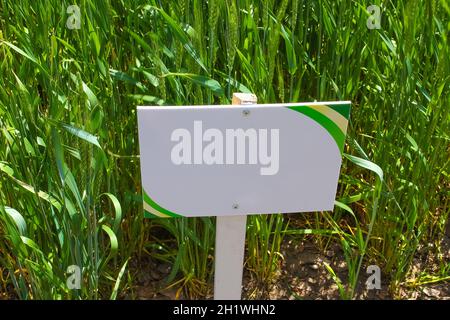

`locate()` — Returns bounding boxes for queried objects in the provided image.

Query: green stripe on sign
[144,210,159,219]
[288,106,346,153]
[327,103,351,120]
[143,191,182,218]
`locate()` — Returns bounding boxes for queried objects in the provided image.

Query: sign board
[137,102,351,218]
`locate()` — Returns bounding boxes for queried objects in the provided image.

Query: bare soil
[2,230,447,300]
[128,233,449,300]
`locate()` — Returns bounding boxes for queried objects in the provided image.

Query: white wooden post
[214,93,257,300]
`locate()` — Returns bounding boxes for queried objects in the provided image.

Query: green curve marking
[143,191,182,218]
[288,106,346,153]
[144,210,158,219]
[328,103,351,119]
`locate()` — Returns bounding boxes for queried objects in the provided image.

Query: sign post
[213,93,257,300]
[137,97,351,299]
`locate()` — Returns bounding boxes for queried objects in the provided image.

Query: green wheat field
[0,0,449,300]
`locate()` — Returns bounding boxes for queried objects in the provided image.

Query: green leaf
[334,200,355,216]
[280,25,297,74]
[218,71,252,93]
[379,33,397,56]
[128,94,166,106]
[125,28,152,52]
[323,261,347,299]
[82,82,99,108]
[344,154,384,181]
[4,207,27,236]
[149,6,208,72]
[166,248,182,284]
[101,224,119,257]
[109,69,146,91]
[133,68,160,87]
[87,16,101,56]
[99,193,122,233]
[110,259,129,300]
[1,163,62,212]
[1,41,49,76]
[21,236,43,254]
[0,162,14,176]
[1,40,37,63]
[60,122,101,149]
[164,73,224,96]
[51,129,85,215]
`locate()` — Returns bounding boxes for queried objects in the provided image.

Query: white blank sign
[137,102,351,218]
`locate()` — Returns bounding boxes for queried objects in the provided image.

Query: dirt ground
[2,231,447,300]
[241,238,449,300]
[129,233,449,300]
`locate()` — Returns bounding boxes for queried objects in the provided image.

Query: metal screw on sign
[214,92,257,300]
